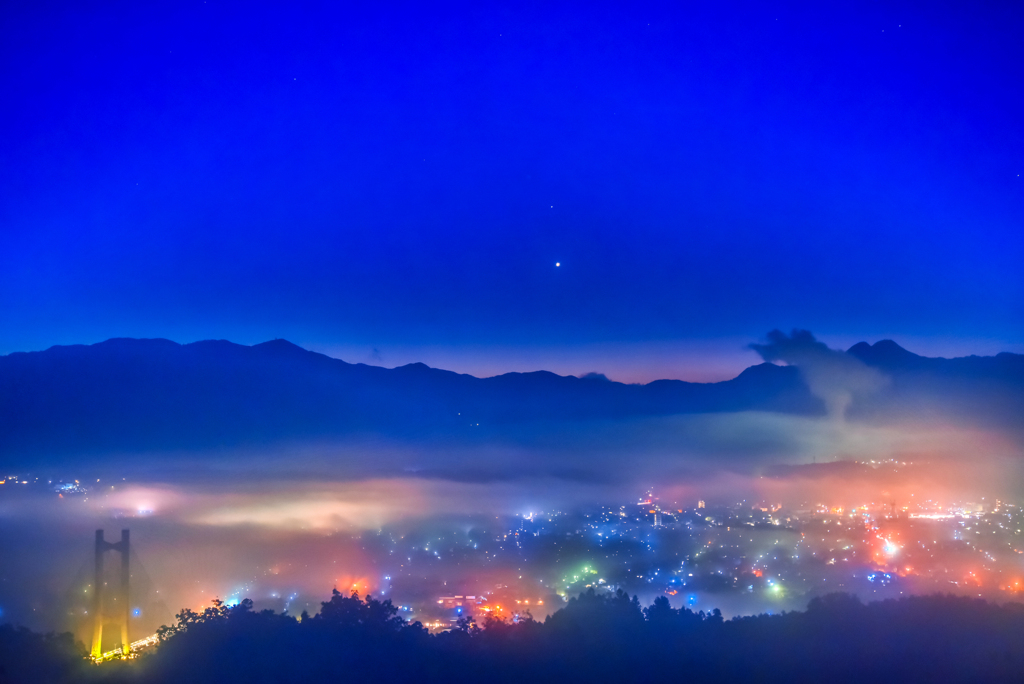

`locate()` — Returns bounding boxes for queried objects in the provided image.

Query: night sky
[2,1,1021,381]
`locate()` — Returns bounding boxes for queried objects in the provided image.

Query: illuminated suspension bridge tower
[91,529,131,659]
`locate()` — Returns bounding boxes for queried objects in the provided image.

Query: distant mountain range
[0,338,1020,463]
[845,339,1023,425]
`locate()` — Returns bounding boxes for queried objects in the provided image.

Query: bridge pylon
[90,529,130,659]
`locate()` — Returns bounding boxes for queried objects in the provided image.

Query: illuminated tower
[90,529,130,658]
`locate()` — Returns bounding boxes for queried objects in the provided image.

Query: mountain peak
[873,339,914,355]
[846,341,872,356]
[396,361,433,372]
[252,339,305,353]
[847,339,921,366]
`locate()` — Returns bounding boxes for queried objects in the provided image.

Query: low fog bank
[3,443,1023,639]
[15,401,1023,488]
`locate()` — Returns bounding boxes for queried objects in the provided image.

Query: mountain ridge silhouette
[1,337,1021,464]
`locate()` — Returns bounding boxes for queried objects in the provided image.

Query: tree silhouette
[5,590,1024,683]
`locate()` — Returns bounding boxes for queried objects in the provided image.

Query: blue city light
[867,572,894,586]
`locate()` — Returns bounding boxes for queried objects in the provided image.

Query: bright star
[555,262,560,267]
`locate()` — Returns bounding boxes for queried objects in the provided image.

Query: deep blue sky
[1,1,1021,381]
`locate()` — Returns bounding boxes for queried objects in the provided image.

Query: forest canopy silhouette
[5,589,1024,684]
